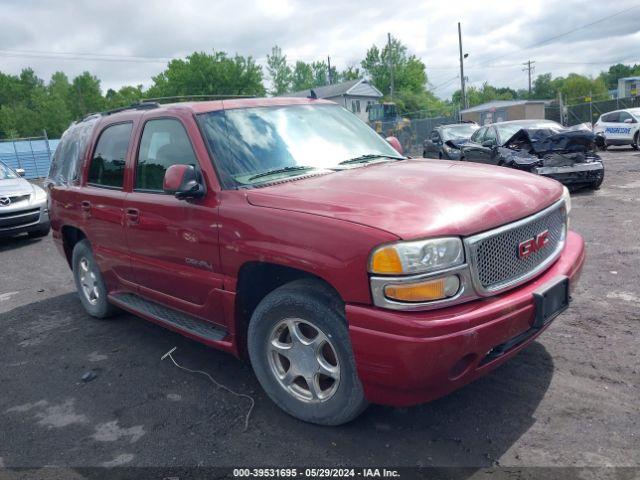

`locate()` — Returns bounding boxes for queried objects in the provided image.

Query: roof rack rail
[79,101,160,123]
[142,94,256,104]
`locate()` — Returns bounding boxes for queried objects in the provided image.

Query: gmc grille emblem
[518,230,549,259]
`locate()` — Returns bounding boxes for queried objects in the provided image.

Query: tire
[632,133,639,150]
[248,279,368,425]
[28,224,50,238]
[72,239,118,318]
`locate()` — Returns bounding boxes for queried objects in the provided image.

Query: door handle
[80,200,91,212]
[126,208,140,224]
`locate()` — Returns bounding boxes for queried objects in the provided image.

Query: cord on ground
[161,347,255,431]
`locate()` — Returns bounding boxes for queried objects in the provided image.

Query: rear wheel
[248,280,367,425]
[72,240,118,318]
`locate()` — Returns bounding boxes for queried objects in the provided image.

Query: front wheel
[248,280,368,425]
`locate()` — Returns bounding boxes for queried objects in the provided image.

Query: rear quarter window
[87,122,133,189]
[46,117,99,186]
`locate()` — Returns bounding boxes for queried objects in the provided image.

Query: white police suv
[594,108,640,150]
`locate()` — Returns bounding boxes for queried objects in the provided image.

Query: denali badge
[518,230,549,259]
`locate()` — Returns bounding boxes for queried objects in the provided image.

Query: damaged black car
[422,122,479,160]
[460,120,604,190]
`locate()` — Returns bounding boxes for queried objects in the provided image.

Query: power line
[471,4,640,68]
[429,75,460,92]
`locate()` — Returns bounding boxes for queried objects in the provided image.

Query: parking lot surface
[1,149,638,470]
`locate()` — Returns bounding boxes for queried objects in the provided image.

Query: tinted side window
[618,111,633,122]
[471,127,486,143]
[602,112,619,123]
[88,123,132,188]
[484,127,498,144]
[135,119,198,192]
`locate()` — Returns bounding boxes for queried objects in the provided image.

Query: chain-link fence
[0,133,58,179]
[564,96,640,126]
[375,113,460,156]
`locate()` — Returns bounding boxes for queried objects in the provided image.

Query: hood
[247,159,563,240]
[444,138,469,149]
[0,177,32,196]
[503,128,597,156]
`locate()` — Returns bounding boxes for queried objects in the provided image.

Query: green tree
[339,65,361,82]
[267,46,292,95]
[361,36,427,96]
[105,85,145,108]
[598,63,640,90]
[560,73,608,103]
[291,61,315,91]
[451,82,517,108]
[148,51,265,98]
[69,72,104,119]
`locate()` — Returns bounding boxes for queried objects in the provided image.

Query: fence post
[11,140,22,170]
[27,138,40,178]
[43,130,52,164]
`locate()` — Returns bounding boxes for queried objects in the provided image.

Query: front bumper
[534,162,604,187]
[0,204,50,238]
[347,230,585,407]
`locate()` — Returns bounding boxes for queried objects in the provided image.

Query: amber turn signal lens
[370,247,403,274]
[384,276,460,302]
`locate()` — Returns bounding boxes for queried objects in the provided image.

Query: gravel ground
[0,148,638,472]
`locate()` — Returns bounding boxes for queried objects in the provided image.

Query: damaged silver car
[460,120,604,190]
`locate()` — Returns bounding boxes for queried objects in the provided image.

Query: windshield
[198,104,403,188]
[440,124,478,141]
[0,162,18,180]
[495,121,563,143]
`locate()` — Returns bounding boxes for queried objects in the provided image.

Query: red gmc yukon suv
[46,98,585,425]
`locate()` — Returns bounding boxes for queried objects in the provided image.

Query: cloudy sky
[1,0,639,99]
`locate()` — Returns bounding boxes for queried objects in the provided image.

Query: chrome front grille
[465,200,567,295]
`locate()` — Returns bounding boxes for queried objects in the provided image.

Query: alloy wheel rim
[78,257,100,305]
[267,318,340,403]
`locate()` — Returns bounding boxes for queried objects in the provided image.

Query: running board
[111,293,228,342]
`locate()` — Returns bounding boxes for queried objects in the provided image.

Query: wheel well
[61,226,86,268]
[234,262,343,357]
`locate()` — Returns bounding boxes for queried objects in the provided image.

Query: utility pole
[522,60,535,95]
[388,32,394,100]
[327,56,332,85]
[458,23,466,110]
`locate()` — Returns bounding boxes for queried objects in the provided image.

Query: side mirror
[386,136,403,155]
[15,168,25,177]
[623,118,634,124]
[481,140,495,148]
[163,164,205,200]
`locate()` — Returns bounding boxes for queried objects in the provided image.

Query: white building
[617,76,640,99]
[288,78,383,122]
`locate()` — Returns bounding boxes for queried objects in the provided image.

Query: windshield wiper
[248,165,316,181]
[338,154,404,165]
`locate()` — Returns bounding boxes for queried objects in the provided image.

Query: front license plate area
[533,275,570,329]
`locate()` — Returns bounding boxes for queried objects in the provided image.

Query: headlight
[32,185,47,202]
[561,186,571,215]
[369,237,464,275]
